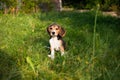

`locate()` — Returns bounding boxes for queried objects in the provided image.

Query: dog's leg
[48,47,55,60]
[60,46,64,56]
[61,52,64,56]
[51,49,55,59]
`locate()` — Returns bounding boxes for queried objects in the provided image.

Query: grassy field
[0,11,120,80]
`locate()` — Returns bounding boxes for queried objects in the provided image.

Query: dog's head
[47,23,66,37]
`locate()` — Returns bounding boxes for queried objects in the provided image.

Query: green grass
[0,11,120,80]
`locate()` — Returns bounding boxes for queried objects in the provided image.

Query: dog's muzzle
[52,32,55,35]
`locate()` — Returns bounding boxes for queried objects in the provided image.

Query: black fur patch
[57,35,66,49]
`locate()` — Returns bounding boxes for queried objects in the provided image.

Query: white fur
[48,36,64,59]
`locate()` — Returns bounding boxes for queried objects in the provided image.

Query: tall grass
[0,11,120,80]
[91,4,100,80]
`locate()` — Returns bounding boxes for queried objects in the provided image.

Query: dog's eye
[50,28,52,30]
[56,28,58,30]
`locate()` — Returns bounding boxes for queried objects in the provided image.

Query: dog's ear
[47,26,50,36]
[59,27,66,37]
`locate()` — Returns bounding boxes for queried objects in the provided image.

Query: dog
[47,23,66,59]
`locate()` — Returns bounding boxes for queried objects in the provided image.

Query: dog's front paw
[48,55,51,58]
[61,52,64,56]
[48,55,54,60]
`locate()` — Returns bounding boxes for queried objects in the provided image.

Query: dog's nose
[52,32,55,35]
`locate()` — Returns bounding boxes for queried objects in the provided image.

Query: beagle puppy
[47,23,66,59]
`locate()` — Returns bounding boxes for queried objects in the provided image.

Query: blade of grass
[26,56,36,74]
[91,4,100,80]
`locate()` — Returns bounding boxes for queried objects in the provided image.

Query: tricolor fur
[47,23,66,59]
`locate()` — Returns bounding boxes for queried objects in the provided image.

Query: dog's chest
[50,37,61,50]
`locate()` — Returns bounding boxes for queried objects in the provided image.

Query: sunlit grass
[0,11,120,80]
